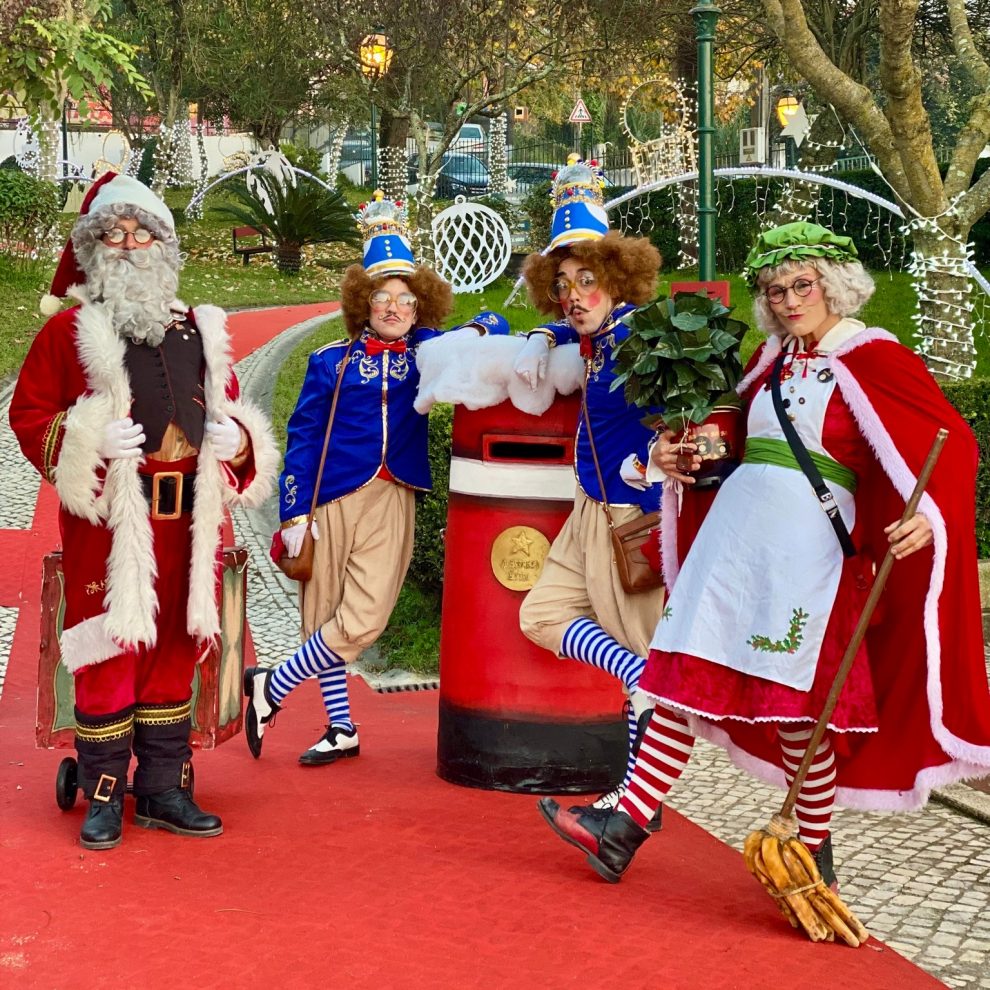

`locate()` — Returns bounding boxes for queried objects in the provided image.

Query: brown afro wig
[522,231,662,316]
[340,264,454,338]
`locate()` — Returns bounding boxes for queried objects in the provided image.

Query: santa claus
[10,173,278,850]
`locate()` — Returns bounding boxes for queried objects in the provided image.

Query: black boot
[134,776,223,838]
[132,703,222,837]
[80,777,126,850]
[812,833,838,890]
[74,706,134,851]
[538,797,650,883]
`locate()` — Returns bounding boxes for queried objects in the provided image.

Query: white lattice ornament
[431,198,511,293]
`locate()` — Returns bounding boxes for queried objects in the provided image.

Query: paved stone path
[2,313,987,987]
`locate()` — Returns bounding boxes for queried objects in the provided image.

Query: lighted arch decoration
[505,165,990,373]
[185,164,337,216]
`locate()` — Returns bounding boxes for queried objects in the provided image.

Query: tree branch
[946,0,990,90]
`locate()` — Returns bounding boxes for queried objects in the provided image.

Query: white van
[450,123,486,152]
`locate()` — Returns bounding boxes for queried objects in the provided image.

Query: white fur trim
[60,614,122,673]
[736,335,782,398]
[829,329,990,768]
[414,335,586,416]
[689,717,989,812]
[88,175,175,231]
[40,293,62,316]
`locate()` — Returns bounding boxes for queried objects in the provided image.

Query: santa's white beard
[84,242,180,346]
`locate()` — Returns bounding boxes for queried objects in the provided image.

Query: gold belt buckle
[150,470,184,521]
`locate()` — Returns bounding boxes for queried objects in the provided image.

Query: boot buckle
[180,762,192,789]
[93,773,117,803]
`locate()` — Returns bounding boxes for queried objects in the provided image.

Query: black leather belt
[140,471,196,520]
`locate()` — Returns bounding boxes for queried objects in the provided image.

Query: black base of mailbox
[436,698,626,793]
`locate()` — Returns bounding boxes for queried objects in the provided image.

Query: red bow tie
[365,337,407,356]
[580,336,596,359]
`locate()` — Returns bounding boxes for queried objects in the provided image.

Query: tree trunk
[276,244,302,275]
[380,110,410,201]
[909,224,978,380]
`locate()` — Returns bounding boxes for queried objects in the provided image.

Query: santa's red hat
[40,172,176,316]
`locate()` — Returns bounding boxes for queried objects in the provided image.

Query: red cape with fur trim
[647,328,990,811]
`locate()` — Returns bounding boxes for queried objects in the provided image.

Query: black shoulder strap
[770,347,856,558]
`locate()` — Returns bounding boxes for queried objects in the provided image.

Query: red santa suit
[10,293,278,797]
[643,322,990,811]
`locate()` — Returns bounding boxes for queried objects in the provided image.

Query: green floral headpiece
[742,222,859,286]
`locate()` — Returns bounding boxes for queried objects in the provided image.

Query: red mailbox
[437,395,626,792]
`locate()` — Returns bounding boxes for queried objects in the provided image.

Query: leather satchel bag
[582,398,664,596]
[276,341,355,582]
[610,509,663,594]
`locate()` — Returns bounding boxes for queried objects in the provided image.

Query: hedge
[0,169,59,260]
[942,378,990,557]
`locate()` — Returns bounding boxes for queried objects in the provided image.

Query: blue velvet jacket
[531,303,662,512]
[280,313,508,523]
[279,325,441,523]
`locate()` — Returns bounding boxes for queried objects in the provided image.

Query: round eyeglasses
[763,276,822,305]
[548,271,599,303]
[369,290,418,311]
[102,226,155,246]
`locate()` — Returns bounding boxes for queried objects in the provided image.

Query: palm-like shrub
[214,171,360,274]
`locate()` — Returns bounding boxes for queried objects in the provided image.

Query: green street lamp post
[692,2,721,283]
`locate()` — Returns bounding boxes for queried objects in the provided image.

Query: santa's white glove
[99,417,145,460]
[282,519,320,557]
[619,452,650,491]
[514,333,550,391]
[205,415,243,462]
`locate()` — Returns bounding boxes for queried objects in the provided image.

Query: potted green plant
[214,171,360,275]
[611,289,748,488]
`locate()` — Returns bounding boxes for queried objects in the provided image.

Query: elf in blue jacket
[513,159,665,822]
[245,194,505,764]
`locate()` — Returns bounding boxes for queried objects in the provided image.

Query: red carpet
[0,303,941,989]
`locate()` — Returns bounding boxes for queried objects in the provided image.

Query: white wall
[0,128,261,181]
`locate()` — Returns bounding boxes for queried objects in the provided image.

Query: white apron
[650,344,856,691]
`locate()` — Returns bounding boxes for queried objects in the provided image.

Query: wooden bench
[231,226,273,265]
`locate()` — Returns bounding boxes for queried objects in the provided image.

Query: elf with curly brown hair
[244,194,506,765]
[513,160,666,822]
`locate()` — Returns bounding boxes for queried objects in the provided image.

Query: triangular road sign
[569,98,593,124]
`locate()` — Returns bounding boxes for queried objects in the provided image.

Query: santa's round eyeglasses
[102,227,155,246]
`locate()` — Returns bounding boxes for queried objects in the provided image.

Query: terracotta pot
[675,405,744,490]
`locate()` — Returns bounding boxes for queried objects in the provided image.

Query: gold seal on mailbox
[490,526,551,591]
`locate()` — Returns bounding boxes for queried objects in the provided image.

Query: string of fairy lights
[379,145,406,200]
[489,113,508,196]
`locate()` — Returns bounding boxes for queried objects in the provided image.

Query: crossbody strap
[770,347,856,558]
[305,339,356,526]
[581,392,616,531]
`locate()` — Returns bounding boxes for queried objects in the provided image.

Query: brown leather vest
[125,320,206,454]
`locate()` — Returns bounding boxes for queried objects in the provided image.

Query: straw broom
[743,428,949,947]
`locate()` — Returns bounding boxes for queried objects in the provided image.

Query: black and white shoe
[243,666,281,759]
[298,724,360,766]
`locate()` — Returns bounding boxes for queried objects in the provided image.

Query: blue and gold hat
[358,191,416,277]
[547,155,609,251]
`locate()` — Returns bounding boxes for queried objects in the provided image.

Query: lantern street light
[359,30,394,191]
[776,93,800,168]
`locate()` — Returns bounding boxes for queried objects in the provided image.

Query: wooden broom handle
[779,427,948,821]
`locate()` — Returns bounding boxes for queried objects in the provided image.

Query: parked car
[406,152,490,199]
[449,123,486,153]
